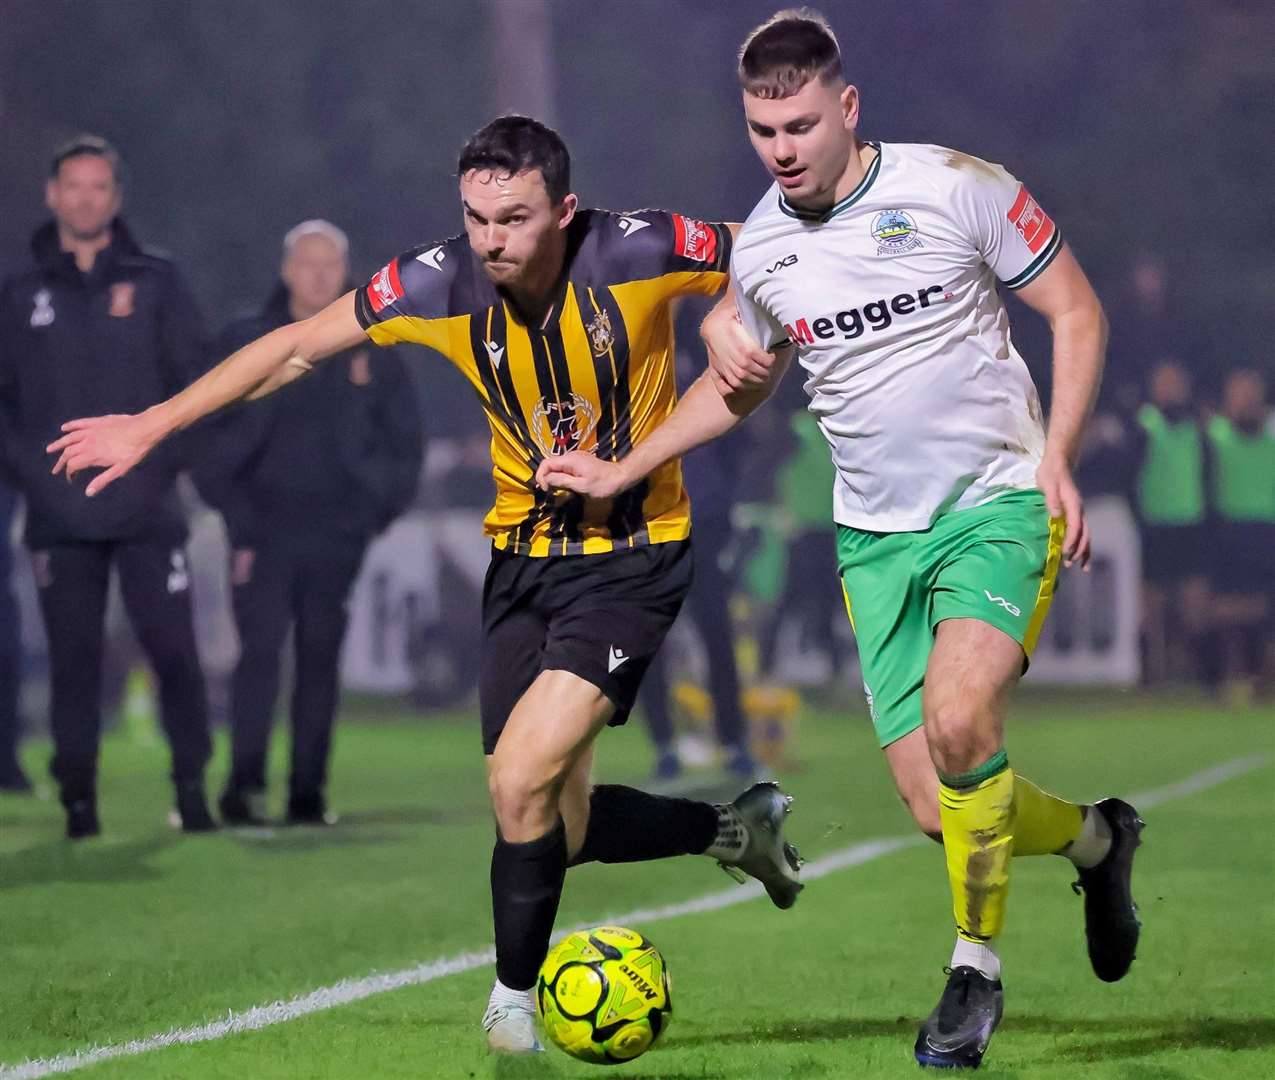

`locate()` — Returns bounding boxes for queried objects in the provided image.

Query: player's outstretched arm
[1016,244,1108,570]
[536,347,793,499]
[48,290,367,496]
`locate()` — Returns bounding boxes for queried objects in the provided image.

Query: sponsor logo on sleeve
[1007,185,1056,255]
[670,213,718,264]
[367,259,404,314]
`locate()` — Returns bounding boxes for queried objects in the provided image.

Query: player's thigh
[542,541,693,739]
[927,490,1063,662]
[837,526,930,749]
[922,618,1023,764]
[478,553,549,756]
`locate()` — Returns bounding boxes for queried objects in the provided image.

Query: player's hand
[534,451,631,500]
[701,306,775,393]
[1036,454,1091,571]
[46,411,160,496]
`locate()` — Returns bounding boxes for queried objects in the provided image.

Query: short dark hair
[738,8,843,99]
[457,115,571,204]
[50,133,123,183]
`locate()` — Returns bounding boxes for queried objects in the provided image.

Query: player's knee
[923,700,987,777]
[487,759,563,839]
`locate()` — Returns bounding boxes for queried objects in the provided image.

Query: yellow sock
[938,750,1014,943]
[1011,774,1084,857]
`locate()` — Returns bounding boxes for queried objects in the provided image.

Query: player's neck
[829,139,876,206]
[503,250,567,329]
[58,224,112,273]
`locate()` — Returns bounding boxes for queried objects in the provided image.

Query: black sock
[570,784,718,866]
[491,818,568,991]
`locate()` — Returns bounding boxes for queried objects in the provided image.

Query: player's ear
[44,178,58,214]
[556,192,579,231]
[840,84,860,131]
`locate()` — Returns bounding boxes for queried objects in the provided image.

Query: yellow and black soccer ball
[536,925,672,1064]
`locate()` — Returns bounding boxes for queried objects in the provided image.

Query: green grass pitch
[1,690,1272,1078]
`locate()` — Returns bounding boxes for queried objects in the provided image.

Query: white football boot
[482,983,544,1053]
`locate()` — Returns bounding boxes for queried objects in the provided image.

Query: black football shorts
[479,540,692,754]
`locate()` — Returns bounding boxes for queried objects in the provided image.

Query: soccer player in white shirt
[537,9,1144,1069]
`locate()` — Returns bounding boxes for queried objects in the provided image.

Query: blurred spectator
[1203,368,1275,696]
[194,220,422,826]
[0,135,215,837]
[0,480,30,792]
[1108,253,1190,409]
[1133,358,1210,683]
[759,408,841,681]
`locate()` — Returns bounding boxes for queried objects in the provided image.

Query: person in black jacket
[195,220,423,826]
[0,135,214,837]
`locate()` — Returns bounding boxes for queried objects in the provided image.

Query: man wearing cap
[195,221,423,826]
[0,135,215,837]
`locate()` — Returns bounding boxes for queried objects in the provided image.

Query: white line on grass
[3,754,1268,1080]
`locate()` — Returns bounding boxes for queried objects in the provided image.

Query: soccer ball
[536,925,672,1064]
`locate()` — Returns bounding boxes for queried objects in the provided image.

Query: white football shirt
[733,141,1062,532]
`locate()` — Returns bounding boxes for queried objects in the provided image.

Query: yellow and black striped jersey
[355,209,731,556]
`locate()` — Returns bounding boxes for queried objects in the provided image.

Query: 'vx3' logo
[983,590,1022,617]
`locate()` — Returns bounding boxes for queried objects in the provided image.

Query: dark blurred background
[3,0,1271,398]
[0,1,1271,747]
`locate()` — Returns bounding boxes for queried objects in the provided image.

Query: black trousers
[639,517,747,750]
[226,533,367,800]
[31,539,212,805]
[0,554,22,775]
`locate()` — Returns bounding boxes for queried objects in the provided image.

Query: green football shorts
[836,489,1064,748]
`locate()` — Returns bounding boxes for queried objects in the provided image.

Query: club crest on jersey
[109,282,135,318]
[871,210,923,255]
[531,394,599,457]
[585,308,614,356]
[30,288,55,328]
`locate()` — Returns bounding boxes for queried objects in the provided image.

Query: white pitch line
[2,753,1268,1080]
